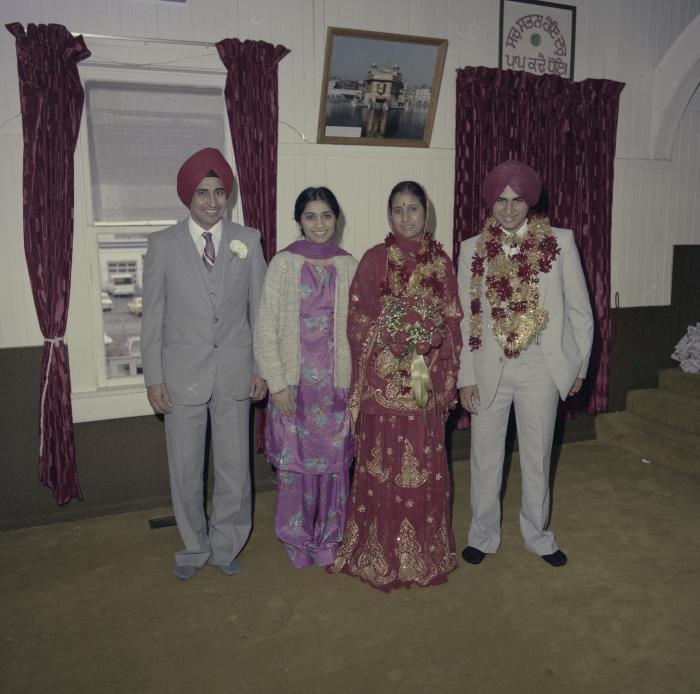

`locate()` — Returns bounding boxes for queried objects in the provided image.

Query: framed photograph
[317,27,448,147]
[499,0,576,79]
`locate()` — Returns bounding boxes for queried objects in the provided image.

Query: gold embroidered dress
[329,232,463,591]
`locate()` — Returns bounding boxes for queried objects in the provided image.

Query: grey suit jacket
[457,227,594,410]
[141,218,267,405]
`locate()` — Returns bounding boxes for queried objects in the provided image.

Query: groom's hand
[147,383,172,414]
[250,374,268,401]
[569,377,584,396]
[459,385,480,414]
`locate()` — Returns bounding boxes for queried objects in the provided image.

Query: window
[84,81,227,384]
[99,232,147,379]
[107,261,138,275]
[66,42,232,422]
[86,81,226,223]
[68,56,232,420]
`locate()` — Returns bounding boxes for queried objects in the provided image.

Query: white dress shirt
[502,220,528,257]
[188,217,222,258]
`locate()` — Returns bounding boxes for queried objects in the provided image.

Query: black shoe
[461,546,486,565]
[542,550,567,567]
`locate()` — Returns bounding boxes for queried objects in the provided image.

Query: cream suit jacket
[457,227,594,410]
[141,218,266,405]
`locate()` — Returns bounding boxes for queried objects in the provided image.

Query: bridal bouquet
[379,298,446,408]
[671,323,700,374]
[380,297,445,358]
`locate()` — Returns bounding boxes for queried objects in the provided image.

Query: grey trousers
[164,384,252,568]
[468,345,561,556]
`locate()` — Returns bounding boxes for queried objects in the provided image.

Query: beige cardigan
[253,251,358,395]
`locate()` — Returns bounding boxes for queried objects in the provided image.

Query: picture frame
[316,27,448,148]
[499,0,576,80]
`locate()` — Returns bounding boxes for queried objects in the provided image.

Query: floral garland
[378,233,448,354]
[469,215,560,358]
[380,233,446,300]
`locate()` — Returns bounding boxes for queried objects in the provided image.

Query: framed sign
[317,27,448,147]
[499,0,576,79]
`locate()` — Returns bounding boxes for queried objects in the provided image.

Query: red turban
[176,148,235,207]
[482,160,541,208]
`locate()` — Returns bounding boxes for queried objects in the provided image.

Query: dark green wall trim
[608,306,674,411]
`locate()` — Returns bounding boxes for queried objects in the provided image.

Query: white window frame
[68,39,239,422]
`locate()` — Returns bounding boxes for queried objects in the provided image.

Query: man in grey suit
[141,148,267,581]
[457,160,593,568]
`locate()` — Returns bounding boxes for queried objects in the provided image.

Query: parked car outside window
[127,296,143,316]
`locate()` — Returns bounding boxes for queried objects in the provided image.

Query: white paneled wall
[0,0,700,356]
[612,103,700,306]
[583,0,698,158]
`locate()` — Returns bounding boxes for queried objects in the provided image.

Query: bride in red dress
[329,181,463,591]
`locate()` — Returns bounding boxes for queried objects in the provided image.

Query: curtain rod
[74,32,217,48]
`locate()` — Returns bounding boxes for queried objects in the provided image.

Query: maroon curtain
[453,67,624,417]
[6,23,90,505]
[216,37,289,452]
[216,38,290,261]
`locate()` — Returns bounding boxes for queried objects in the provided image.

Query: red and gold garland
[380,233,446,301]
[469,215,560,358]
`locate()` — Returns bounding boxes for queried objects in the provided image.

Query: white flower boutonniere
[229,239,248,259]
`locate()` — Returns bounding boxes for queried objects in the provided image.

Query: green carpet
[2,441,699,694]
[596,368,700,476]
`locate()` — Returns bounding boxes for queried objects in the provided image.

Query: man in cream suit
[141,148,267,581]
[457,160,593,567]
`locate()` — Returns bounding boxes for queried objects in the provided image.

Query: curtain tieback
[40,336,65,456]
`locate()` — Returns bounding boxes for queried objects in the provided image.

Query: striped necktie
[202,231,215,272]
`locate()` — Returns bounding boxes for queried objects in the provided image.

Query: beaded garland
[469,215,560,358]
